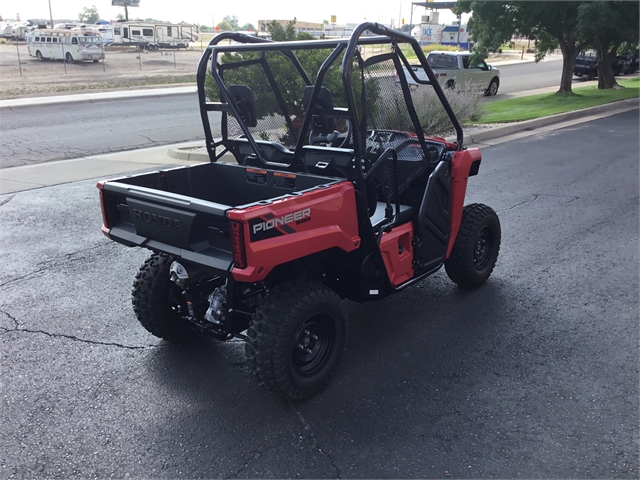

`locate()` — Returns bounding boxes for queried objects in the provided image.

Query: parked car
[574,50,598,80]
[574,50,638,79]
[399,51,500,96]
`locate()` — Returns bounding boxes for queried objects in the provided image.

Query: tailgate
[98,181,234,273]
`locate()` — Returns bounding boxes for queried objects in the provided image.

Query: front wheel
[445,204,501,288]
[246,281,349,401]
[65,52,74,63]
[131,253,197,342]
[36,50,43,61]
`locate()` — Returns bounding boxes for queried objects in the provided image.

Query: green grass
[479,77,639,123]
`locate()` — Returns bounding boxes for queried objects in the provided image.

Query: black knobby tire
[245,281,349,401]
[445,203,501,288]
[131,253,197,342]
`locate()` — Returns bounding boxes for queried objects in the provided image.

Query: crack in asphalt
[291,406,342,478]
[496,194,540,212]
[0,309,156,349]
[0,241,114,289]
[223,446,270,479]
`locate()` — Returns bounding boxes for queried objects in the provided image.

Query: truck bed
[99,161,343,274]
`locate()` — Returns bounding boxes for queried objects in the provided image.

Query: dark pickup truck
[574,50,639,79]
[98,24,501,401]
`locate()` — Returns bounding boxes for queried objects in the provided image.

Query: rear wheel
[36,50,43,61]
[445,204,501,288]
[246,281,348,401]
[132,253,197,342]
[446,79,455,90]
[485,77,499,96]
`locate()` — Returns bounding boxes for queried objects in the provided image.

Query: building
[257,20,323,35]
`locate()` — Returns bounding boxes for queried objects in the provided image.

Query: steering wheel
[309,120,352,148]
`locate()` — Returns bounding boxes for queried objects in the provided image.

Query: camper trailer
[110,22,198,49]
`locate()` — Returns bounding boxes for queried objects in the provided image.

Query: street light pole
[48,0,54,28]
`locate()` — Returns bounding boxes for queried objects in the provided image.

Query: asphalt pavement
[0,107,638,478]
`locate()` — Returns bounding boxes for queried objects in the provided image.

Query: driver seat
[303,86,336,135]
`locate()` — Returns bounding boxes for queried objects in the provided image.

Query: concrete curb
[167,97,639,162]
[463,97,639,145]
[166,145,236,163]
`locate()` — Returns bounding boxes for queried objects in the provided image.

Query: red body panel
[379,222,415,286]
[227,182,361,283]
[447,148,482,258]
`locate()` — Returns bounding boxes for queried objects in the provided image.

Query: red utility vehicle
[98,23,501,401]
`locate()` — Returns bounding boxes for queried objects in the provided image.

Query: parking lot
[1,111,637,478]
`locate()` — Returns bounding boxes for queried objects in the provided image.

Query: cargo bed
[99,161,342,274]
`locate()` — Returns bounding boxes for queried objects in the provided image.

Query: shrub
[410,84,484,136]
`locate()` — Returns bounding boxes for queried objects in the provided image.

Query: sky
[0,0,466,28]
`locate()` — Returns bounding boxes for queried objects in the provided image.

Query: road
[0,59,569,168]
[1,111,638,478]
[0,94,216,168]
[496,58,567,94]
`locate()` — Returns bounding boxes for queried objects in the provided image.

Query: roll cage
[196,22,464,243]
[196,22,463,165]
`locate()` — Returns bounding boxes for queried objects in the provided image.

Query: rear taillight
[96,182,112,230]
[230,221,247,269]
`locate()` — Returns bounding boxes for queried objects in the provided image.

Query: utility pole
[48,0,54,28]
[125,5,129,21]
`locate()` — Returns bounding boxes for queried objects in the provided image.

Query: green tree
[578,1,639,89]
[217,15,240,31]
[217,20,234,31]
[78,5,99,24]
[241,23,256,32]
[456,1,594,95]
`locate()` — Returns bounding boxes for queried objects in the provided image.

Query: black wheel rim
[473,225,494,270]
[292,313,336,377]
[166,284,187,318]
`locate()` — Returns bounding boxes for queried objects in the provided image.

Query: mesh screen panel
[222,53,306,150]
[359,55,428,201]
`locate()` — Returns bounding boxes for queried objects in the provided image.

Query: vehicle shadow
[141,271,517,410]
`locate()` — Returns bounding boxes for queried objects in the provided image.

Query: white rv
[0,23,12,38]
[110,22,198,49]
[11,24,32,40]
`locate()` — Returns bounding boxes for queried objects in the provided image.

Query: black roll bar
[341,22,464,155]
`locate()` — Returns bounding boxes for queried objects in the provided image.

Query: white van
[26,29,105,63]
